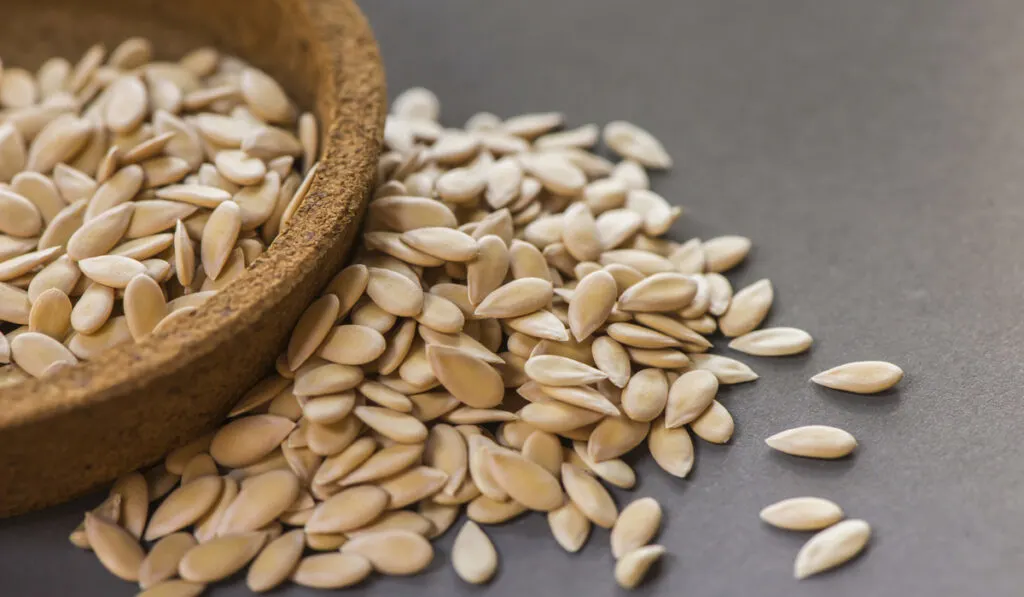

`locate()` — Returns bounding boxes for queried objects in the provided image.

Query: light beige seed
[124,274,167,340]
[78,255,147,288]
[200,201,241,280]
[571,442,636,489]
[488,450,564,512]
[242,126,302,160]
[306,485,390,534]
[312,436,376,486]
[70,283,114,334]
[766,425,857,459]
[209,414,295,468]
[26,115,92,173]
[193,477,238,543]
[370,195,457,231]
[540,385,619,416]
[665,370,719,428]
[111,233,175,261]
[426,344,504,408]
[568,270,617,342]
[126,200,197,239]
[284,294,339,371]
[68,314,134,359]
[195,113,260,148]
[702,235,752,272]
[560,202,603,262]
[300,392,356,424]
[358,380,412,412]
[104,76,148,133]
[0,281,31,325]
[424,424,468,495]
[109,471,148,540]
[632,313,712,350]
[611,497,662,558]
[648,417,694,478]
[811,360,903,394]
[591,336,632,388]
[588,416,650,462]
[484,157,522,209]
[317,324,386,365]
[339,443,422,487]
[233,171,280,230]
[760,496,845,531]
[144,476,223,541]
[794,519,871,579]
[726,326,812,356]
[547,501,591,553]
[84,512,145,582]
[474,277,553,319]
[689,353,759,384]
[246,529,304,592]
[324,263,369,321]
[620,369,669,422]
[240,67,295,124]
[155,184,231,208]
[290,552,372,589]
[366,267,424,317]
[348,510,434,540]
[377,465,448,509]
[615,544,666,589]
[518,430,562,477]
[354,406,428,444]
[84,165,145,221]
[518,152,586,195]
[9,175,62,228]
[561,462,617,528]
[217,469,299,535]
[452,520,498,584]
[10,331,77,378]
[603,121,671,168]
[519,400,603,434]
[524,354,606,387]
[139,533,197,589]
[467,435,509,501]
[718,278,773,337]
[414,293,464,334]
[617,272,697,312]
[465,494,526,524]
[178,531,266,583]
[401,227,479,262]
[28,287,72,339]
[690,400,734,444]
[294,361,364,396]
[67,202,135,260]
[341,530,433,576]
[509,238,552,282]
[135,580,206,597]
[0,124,26,184]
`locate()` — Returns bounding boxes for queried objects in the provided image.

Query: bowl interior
[0,0,384,515]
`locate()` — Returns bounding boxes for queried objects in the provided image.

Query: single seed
[759,496,845,531]
[547,501,592,553]
[291,553,372,589]
[452,520,498,584]
[246,529,305,592]
[729,326,813,356]
[177,531,266,583]
[765,425,857,459]
[611,497,662,558]
[614,544,666,589]
[84,512,145,582]
[217,469,299,535]
[561,462,618,528]
[665,370,718,428]
[810,360,903,394]
[488,450,564,512]
[138,533,197,589]
[690,400,734,444]
[340,530,434,576]
[794,519,871,579]
[702,235,752,272]
[648,417,694,478]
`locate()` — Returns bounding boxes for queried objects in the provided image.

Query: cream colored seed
[811,360,903,394]
[547,501,592,553]
[794,519,871,579]
[690,400,734,444]
[765,425,858,459]
[759,496,845,531]
[177,531,266,583]
[561,462,618,528]
[341,530,434,576]
[614,544,666,589]
[611,497,662,558]
[451,520,498,584]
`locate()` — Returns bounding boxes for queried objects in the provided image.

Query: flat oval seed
[474,277,553,319]
[452,520,498,584]
[568,270,617,342]
[561,463,617,528]
[547,501,591,553]
[524,354,607,387]
[592,336,631,388]
[177,531,266,582]
[401,227,479,262]
[760,496,845,531]
[217,469,299,535]
[286,294,340,371]
[794,519,871,579]
[617,272,697,312]
[729,326,814,356]
[84,512,145,582]
[588,416,650,462]
[143,476,223,541]
[665,370,718,428]
[139,533,197,589]
[425,424,469,495]
[719,278,773,337]
[611,497,663,558]
[689,353,759,384]
[200,200,241,280]
[318,324,386,365]
[136,580,206,597]
[614,545,666,589]
[367,267,424,317]
[246,529,305,592]
[571,442,636,489]
[810,360,903,394]
[377,466,448,509]
[10,331,77,378]
[67,202,135,259]
[70,283,114,334]
[78,255,147,288]
[354,406,428,444]
[648,417,694,478]
[702,235,752,272]
[426,344,504,408]
[765,425,857,459]
[124,274,167,340]
[306,486,390,534]
[690,400,734,444]
[209,415,295,468]
[291,553,372,589]
[341,530,434,576]
[621,369,669,422]
[488,450,564,512]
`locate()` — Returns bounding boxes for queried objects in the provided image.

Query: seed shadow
[765,450,858,478]
[811,384,903,416]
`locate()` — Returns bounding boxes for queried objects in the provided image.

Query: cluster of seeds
[0,38,319,381]
[69,86,903,596]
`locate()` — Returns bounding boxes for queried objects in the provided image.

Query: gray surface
[2,0,1023,595]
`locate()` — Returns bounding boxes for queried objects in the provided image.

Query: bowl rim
[0,0,385,426]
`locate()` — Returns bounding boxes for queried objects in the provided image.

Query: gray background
[2,0,1023,595]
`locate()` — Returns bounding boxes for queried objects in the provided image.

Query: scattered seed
[611,497,662,558]
[452,520,498,584]
[765,425,857,459]
[614,544,665,589]
[810,361,903,394]
[759,497,845,531]
[794,519,871,579]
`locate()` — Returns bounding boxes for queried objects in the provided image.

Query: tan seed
[614,544,666,589]
[765,425,857,459]
[209,414,295,468]
[729,326,813,356]
[285,294,340,370]
[547,501,591,553]
[689,353,759,384]
[648,417,694,478]
[488,450,564,512]
[193,477,238,543]
[509,238,551,281]
[718,278,773,337]
[426,344,504,408]
[571,442,636,489]
[452,520,498,584]
[138,533,197,589]
[591,336,632,388]
[425,424,469,495]
[519,400,603,434]
[291,552,372,589]
[124,274,167,340]
[177,531,266,582]
[312,436,376,485]
[11,331,78,378]
[588,416,650,462]
[561,462,617,528]
[317,324,386,365]
[760,496,845,531]
[506,309,569,341]
[144,476,223,541]
[620,369,669,422]
[811,360,903,394]
[217,469,299,535]
[568,270,617,342]
[200,200,241,280]
[617,272,697,312]
[474,277,553,319]
[293,361,364,396]
[611,497,662,558]
[340,443,423,486]
[84,512,145,582]
[27,287,72,339]
[377,465,448,509]
[354,406,428,444]
[540,385,619,416]
[604,121,671,168]
[136,580,206,597]
[306,485,390,534]
[246,529,305,592]
[110,471,149,539]
[366,266,424,317]
[521,430,564,476]
[524,354,606,387]
[690,400,734,444]
[794,519,871,579]
[702,235,752,272]
[340,530,434,576]
[665,370,719,428]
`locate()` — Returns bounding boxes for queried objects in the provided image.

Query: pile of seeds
[68,86,903,596]
[0,38,319,381]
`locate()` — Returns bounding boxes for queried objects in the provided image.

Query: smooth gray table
[3,0,1021,595]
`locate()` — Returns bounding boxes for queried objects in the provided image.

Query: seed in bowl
[0,37,320,379]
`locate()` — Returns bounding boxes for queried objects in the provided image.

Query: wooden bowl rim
[0,0,384,426]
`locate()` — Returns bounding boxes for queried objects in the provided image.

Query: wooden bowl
[0,0,385,516]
